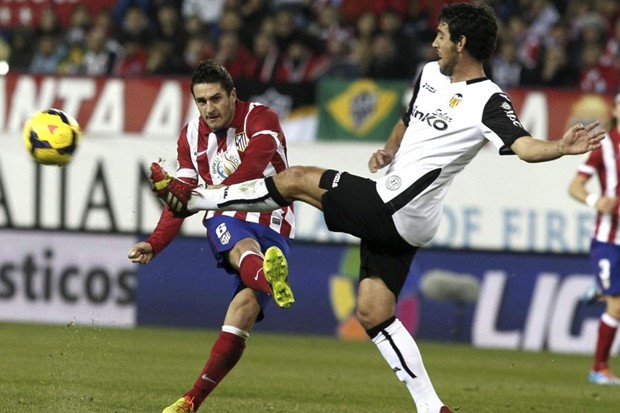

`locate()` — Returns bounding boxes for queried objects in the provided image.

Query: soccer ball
[22,108,81,166]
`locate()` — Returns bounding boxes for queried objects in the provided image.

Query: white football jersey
[377,62,529,246]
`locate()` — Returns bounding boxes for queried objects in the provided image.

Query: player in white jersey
[149,4,605,413]
[128,60,295,413]
[569,93,620,385]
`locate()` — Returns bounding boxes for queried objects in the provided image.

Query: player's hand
[128,242,154,264]
[368,149,394,173]
[596,196,618,214]
[558,121,605,155]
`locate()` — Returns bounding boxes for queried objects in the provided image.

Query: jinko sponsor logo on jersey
[412,106,451,131]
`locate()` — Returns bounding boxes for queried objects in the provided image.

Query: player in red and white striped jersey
[128,60,295,412]
[569,93,620,385]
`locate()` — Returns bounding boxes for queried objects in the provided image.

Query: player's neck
[450,60,485,83]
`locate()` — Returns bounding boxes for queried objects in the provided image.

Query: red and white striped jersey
[147,99,294,255]
[577,127,620,245]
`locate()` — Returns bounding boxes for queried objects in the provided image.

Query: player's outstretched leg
[263,246,294,308]
[162,396,194,413]
[150,162,197,217]
[149,162,287,214]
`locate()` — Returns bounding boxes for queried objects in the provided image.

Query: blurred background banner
[317,78,408,141]
[132,237,620,355]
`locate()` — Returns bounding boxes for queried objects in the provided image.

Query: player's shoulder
[245,101,281,128]
[420,61,443,82]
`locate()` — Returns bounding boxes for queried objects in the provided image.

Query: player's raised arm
[510,121,605,163]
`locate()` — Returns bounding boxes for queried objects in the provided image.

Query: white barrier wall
[0,126,594,253]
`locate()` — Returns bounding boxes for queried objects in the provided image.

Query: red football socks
[184,331,246,409]
[239,251,271,294]
[593,313,618,371]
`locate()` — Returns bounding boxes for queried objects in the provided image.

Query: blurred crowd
[0,0,619,94]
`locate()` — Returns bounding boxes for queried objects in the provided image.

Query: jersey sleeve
[145,126,198,256]
[577,146,603,178]
[481,93,531,155]
[402,72,422,127]
[176,124,199,181]
[145,207,184,256]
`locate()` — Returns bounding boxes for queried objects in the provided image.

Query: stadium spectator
[596,0,620,36]
[34,8,63,40]
[183,35,215,70]
[113,35,148,76]
[272,7,305,54]
[153,2,186,63]
[64,3,92,47]
[307,3,351,45]
[118,5,151,46]
[183,14,206,38]
[214,30,256,79]
[275,33,328,82]
[80,26,119,75]
[212,8,243,43]
[29,34,65,74]
[578,42,618,94]
[351,11,378,76]
[489,38,523,89]
[365,32,410,79]
[523,0,560,40]
[319,31,362,79]
[601,18,620,70]
[150,4,605,412]
[505,14,540,71]
[246,30,282,82]
[521,43,578,87]
[145,40,188,75]
[181,0,226,35]
[7,29,34,72]
[376,8,416,76]
[568,92,620,385]
[129,59,295,413]
[114,0,152,26]
[238,0,271,47]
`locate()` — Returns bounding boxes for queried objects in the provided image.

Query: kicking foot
[263,246,294,308]
[162,396,195,413]
[150,162,197,217]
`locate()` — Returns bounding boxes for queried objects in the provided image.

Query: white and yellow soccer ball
[22,108,81,167]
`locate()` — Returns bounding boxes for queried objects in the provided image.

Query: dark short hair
[438,3,498,61]
[191,59,235,95]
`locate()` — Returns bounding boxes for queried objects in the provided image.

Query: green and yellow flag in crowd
[318,78,408,141]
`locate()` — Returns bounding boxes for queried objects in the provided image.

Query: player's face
[432,22,459,77]
[192,83,237,131]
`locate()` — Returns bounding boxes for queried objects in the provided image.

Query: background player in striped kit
[128,59,295,412]
[150,4,605,413]
[569,93,620,385]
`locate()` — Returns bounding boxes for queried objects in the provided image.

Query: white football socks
[189,178,283,212]
[371,318,444,413]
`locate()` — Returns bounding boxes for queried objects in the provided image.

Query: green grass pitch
[1,322,617,412]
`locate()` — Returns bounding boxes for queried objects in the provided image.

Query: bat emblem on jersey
[449,93,463,108]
